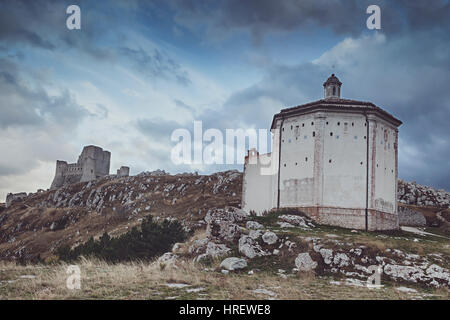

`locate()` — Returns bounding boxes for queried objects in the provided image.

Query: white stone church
[242,74,402,231]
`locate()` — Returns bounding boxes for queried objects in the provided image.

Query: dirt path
[400,226,449,239]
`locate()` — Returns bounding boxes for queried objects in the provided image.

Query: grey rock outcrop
[295,253,318,271]
[238,235,268,259]
[157,252,178,266]
[246,221,263,230]
[220,257,248,271]
[398,180,450,207]
[262,231,278,245]
[205,207,245,241]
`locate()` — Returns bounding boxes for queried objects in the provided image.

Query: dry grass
[1,258,448,300]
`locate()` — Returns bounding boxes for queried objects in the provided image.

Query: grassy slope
[0,258,448,300]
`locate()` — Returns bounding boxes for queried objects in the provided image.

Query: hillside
[0,171,241,261]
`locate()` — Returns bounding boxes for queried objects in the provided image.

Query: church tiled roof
[270,97,402,129]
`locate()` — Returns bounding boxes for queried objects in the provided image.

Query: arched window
[333,86,336,95]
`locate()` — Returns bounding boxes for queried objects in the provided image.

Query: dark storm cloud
[119,47,191,85]
[0,0,191,85]
[0,0,112,61]
[0,0,58,50]
[0,58,87,129]
[169,0,450,43]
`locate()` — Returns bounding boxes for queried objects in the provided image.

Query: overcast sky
[1,0,449,201]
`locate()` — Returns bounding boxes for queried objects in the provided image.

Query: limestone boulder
[249,229,263,240]
[238,235,268,259]
[205,242,231,258]
[262,231,278,245]
[220,257,248,271]
[246,221,263,230]
[279,215,314,228]
[157,252,178,266]
[295,253,318,272]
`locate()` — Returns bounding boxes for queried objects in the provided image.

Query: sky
[0,0,450,201]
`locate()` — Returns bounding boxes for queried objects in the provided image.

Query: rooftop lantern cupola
[323,73,342,99]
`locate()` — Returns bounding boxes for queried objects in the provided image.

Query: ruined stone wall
[398,206,427,227]
[117,166,130,177]
[6,192,27,208]
[242,150,276,215]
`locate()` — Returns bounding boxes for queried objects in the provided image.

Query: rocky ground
[168,207,449,292]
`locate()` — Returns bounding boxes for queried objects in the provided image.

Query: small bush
[57,216,189,262]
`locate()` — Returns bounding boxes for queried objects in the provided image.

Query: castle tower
[323,73,342,99]
[50,160,68,189]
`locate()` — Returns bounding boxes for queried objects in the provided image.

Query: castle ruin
[50,145,129,189]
